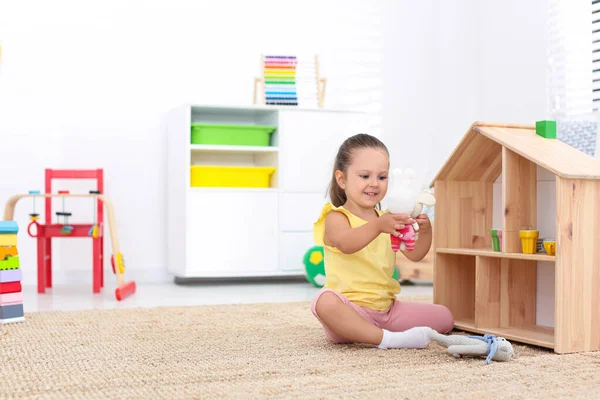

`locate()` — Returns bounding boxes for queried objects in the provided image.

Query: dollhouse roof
[431,121,600,184]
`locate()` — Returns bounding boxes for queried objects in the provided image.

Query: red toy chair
[37,169,105,294]
[3,168,135,301]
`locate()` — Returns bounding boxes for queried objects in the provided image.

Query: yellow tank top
[313,203,400,311]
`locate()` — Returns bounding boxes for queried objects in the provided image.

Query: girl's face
[335,147,389,210]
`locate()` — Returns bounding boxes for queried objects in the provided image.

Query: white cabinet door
[279,111,367,193]
[281,231,316,272]
[279,193,326,232]
[186,190,279,276]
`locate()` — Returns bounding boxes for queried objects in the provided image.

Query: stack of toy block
[0,221,24,324]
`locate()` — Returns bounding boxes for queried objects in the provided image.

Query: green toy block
[536,120,556,139]
[0,256,19,271]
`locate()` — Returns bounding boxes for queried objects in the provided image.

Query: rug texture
[1,296,599,399]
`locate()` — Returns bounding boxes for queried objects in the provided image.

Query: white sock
[377,327,432,349]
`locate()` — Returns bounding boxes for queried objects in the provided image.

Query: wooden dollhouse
[431,121,600,354]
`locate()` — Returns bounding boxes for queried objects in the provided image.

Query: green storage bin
[190,123,276,146]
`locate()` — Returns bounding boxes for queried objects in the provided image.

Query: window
[594,1,600,110]
[547,1,594,118]
[547,1,599,156]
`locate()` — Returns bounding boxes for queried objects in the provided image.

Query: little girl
[311,133,454,349]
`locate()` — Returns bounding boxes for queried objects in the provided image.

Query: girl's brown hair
[328,133,389,207]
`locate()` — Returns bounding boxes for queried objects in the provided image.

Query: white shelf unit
[191,144,280,153]
[167,104,367,280]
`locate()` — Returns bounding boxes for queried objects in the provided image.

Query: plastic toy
[303,246,326,287]
[543,239,556,256]
[536,120,556,139]
[386,168,436,252]
[429,330,514,364]
[27,190,41,237]
[88,190,101,238]
[490,229,502,251]
[254,54,327,108]
[4,169,136,301]
[302,245,399,287]
[519,229,539,254]
[0,221,24,324]
[56,190,74,235]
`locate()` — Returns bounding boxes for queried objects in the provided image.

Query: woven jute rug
[1,296,599,399]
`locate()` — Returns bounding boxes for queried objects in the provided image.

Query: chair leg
[93,237,101,293]
[100,236,104,288]
[37,238,45,293]
[45,238,52,288]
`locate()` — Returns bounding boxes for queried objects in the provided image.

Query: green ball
[303,246,326,287]
[302,246,400,287]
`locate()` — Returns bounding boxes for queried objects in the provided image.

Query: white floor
[21,280,434,313]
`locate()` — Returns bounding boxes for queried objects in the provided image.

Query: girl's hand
[415,213,431,233]
[378,212,415,236]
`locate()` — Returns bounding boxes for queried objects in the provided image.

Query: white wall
[383,0,553,325]
[475,0,549,123]
[382,0,438,185]
[433,1,480,180]
[382,0,548,183]
[0,0,386,286]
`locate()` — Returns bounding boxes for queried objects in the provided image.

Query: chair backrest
[44,169,104,225]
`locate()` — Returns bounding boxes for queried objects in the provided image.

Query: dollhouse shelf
[453,319,555,348]
[436,247,555,262]
[431,121,600,354]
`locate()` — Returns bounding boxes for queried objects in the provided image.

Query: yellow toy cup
[543,240,556,256]
[519,230,539,254]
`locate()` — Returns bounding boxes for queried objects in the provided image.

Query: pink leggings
[311,288,455,343]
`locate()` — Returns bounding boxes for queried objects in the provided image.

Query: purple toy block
[0,269,21,283]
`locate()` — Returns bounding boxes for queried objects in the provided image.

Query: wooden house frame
[431,121,600,354]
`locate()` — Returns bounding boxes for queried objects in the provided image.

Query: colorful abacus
[254,54,326,108]
[0,221,24,324]
[263,55,299,106]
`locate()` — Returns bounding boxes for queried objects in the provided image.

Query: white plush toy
[386,168,436,252]
[429,330,515,364]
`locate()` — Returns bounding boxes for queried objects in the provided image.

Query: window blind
[593,0,600,110]
[547,1,594,118]
[322,1,384,138]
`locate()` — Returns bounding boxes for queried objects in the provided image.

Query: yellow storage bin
[190,165,276,188]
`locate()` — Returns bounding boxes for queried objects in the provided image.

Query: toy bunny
[429,330,515,364]
[386,168,436,252]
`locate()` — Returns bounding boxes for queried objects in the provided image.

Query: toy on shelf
[490,229,502,251]
[387,168,436,252]
[253,54,327,108]
[543,239,556,256]
[429,330,514,364]
[0,221,24,324]
[519,229,539,254]
[5,169,136,301]
[536,120,556,139]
